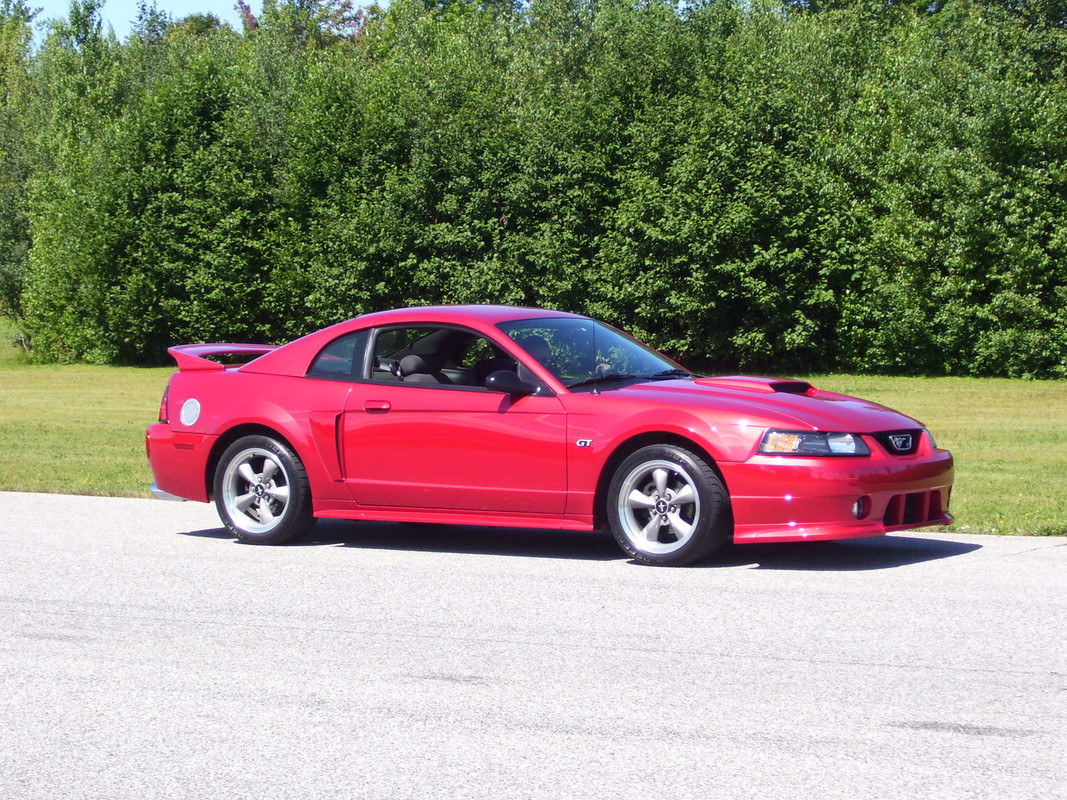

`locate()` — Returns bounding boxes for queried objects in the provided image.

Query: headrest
[400,353,441,375]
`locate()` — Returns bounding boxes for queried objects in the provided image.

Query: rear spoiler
[167,343,278,372]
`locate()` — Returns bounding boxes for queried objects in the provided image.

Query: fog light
[852,496,871,520]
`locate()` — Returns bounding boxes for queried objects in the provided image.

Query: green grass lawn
[1,318,1064,534]
[0,320,173,497]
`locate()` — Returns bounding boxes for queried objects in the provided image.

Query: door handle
[363,400,391,412]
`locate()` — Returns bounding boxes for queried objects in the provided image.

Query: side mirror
[485,369,538,396]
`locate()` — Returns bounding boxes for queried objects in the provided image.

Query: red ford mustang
[146,305,954,565]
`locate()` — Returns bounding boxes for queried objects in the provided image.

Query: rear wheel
[606,444,730,566]
[213,435,314,545]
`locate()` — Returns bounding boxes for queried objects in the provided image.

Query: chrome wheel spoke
[238,462,259,487]
[235,491,257,513]
[257,497,275,524]
[666,512,694,542]
[641,515,663,542]
[627,488,656,510]
[260,459,279,484]
[671,484,695,507]
[652,468,669,497]
[267,484,289,503]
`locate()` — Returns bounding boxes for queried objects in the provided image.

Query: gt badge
[576,439,594,447]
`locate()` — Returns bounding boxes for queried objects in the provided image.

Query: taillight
[158,384,170,423]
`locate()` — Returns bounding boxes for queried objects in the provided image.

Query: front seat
[399,354,453,384]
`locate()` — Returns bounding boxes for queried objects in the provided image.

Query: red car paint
[146,306,953,561]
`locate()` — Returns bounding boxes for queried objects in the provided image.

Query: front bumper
[724,448,954,544]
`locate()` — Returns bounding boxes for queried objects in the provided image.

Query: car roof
[355,305,582,327]
[240,305,584,377]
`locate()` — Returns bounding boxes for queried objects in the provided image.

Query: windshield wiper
[649,368,691,380]
[566,373,638,390]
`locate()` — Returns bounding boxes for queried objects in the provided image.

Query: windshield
[497,317,688,390]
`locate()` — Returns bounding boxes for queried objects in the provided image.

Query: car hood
[606,376,924,432]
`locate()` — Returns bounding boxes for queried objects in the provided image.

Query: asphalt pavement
[1,492,1064,800]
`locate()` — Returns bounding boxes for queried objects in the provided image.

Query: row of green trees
[1,0,1065,375]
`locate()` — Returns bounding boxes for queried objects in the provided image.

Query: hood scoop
[694,376,815,395]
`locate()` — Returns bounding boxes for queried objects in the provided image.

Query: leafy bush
[3,0,1065,377]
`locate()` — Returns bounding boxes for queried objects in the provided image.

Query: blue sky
[31,1,246,41]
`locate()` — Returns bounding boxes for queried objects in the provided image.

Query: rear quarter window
[307,330,370,380]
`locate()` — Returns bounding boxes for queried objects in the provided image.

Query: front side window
[369,325,520,389]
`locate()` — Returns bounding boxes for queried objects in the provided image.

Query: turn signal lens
[759,430,870,457]
[158,385,170,423]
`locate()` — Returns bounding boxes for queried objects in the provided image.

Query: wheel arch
[592,432,733,534]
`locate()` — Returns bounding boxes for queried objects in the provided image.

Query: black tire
[213,435,315,545]
[606,444,731,566]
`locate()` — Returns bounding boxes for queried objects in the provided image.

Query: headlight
[924,428,937,449]
[759,430,871,457]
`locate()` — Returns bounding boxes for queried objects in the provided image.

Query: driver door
[341,326,568,515]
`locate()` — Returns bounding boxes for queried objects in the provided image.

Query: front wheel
[606,444,730,566]
[214,435,315,545]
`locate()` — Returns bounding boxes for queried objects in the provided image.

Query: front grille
[874,429,922,456]
[883,490,945,527]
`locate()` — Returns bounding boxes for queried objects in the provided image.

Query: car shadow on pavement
[720,535,982,572]
[178,521,980,570]
[175,519,624,561]
[308,520,626,562]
